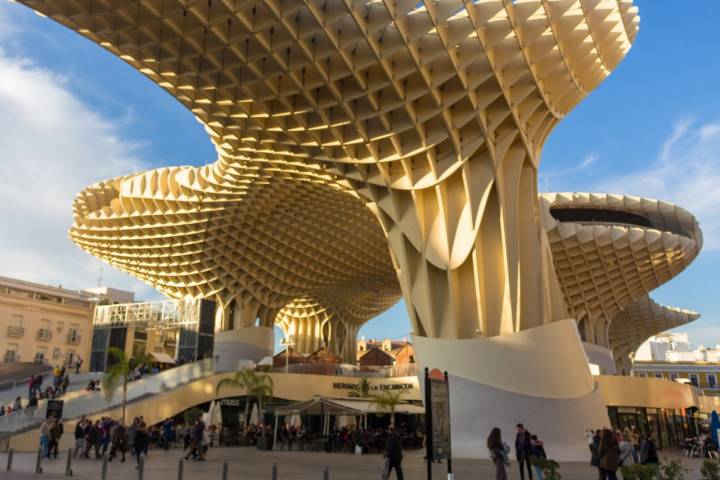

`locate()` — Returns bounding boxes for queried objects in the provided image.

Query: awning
[148,352,176,364]
[274,396,424,416]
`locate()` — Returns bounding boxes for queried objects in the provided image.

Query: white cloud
[0,49,159,299]
[591,118,720,250]
[580,152,599,169]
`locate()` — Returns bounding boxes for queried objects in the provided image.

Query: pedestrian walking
[487,427,509,480]
[383,425,404,480]
[515,423,533,480]
[109,421,127,462]
[49,418,64,458]
[39,418,52,458]
[133,421,149,468]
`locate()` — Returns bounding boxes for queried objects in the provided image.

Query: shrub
[531,457,562,480]
[660,458,688,480]
[619,464,656,480]
[702,458,720,480]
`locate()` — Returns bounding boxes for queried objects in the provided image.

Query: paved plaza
[0,447,709,480]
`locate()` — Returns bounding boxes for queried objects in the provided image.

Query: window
[4,343,18,363]
[35,347,48,364]
[670,373,679,382]
[65,350,75,365]
[636,372,647,378]
[11,314,23,326]
[690,374,700,387]
[654,373,663,380]
[56,321,64,333]
[708,374,718,389]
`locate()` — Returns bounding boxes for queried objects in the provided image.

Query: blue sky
[1,1,718,348]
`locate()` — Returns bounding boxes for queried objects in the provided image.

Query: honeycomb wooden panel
[17,0,663,356]
[609,296,700,375]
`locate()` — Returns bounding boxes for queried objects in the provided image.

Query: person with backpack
[530,434,547,480]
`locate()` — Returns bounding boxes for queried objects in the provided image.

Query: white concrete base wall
[448,374,609,462]
[214,326,274,371]
[413,320,611,462]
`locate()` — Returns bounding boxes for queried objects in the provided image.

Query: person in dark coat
[384,425,404,480]
[515,423,533,480]
[640,432,659,475]
[487,427,508,480]
[599,428,620,480]
[109,421,127,462]
[133,421,149,468]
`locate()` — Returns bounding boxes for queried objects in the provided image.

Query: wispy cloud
[0,48,158,298]
[540,151,600,191]
[591,118,720,250]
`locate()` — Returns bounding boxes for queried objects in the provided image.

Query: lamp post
[280,336,295,374]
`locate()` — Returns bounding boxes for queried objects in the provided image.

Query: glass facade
[608,406,698,448]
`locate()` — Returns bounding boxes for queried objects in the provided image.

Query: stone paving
[0,447,709,479]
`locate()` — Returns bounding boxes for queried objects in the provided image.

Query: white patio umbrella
[291,414,302,428]
[207,401,217,426]
[249,402,259,425]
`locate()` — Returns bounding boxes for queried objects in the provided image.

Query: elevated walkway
[0,359,215,435]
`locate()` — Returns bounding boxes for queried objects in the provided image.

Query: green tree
[371,390,406,426]
[216,369,274,424]
[101,347,149,424]
[349,378,371,398]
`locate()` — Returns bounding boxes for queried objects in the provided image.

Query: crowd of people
[586,427,662,480]
[272,422,422,454]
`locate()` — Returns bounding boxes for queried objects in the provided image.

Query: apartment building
[0,276,133,371]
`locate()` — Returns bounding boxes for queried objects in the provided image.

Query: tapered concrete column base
[413,320,610,462]
[214,326,274,371]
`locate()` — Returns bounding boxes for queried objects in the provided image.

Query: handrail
[0,366,53,392]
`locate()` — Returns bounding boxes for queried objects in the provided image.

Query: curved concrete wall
[213,326,274,371]
[413,320,609,461]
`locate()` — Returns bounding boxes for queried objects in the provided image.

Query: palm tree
[371,390,406,426]
[349,378,371,398]
[216,369,274,424]
[101,348,149,424]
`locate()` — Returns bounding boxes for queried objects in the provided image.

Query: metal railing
[267,363,418,378]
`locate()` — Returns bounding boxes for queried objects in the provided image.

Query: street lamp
[280,336,296,374]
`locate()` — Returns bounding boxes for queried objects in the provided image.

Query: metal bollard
[35,447,43,474]
[271,463,278,480]
[221,461,228,480]
[138,457,144,480]
[323,465,329,480]
[177,458,184,480]
[65,448,73,476]
[6,447,13,471]
[101,454,109,479]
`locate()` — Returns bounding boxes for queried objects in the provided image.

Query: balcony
[66,332,81,345]
[36,328,53,341]
[6,326,24,338]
